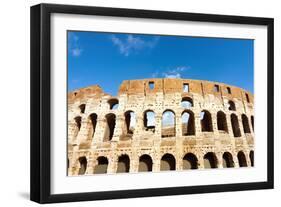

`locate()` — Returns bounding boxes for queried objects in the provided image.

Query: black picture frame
[30,3,274,204]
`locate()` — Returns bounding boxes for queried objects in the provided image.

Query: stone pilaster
[111,115,124,142]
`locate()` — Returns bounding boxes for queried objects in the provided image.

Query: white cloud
[68,33,83,57]
[151,66,190,79]
[71,48,83,57]
[110,35,159,56]
[162,66,189,79]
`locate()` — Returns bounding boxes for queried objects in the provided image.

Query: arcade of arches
[68,79,254,176]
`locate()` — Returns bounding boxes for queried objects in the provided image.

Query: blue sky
[68,31,254,96]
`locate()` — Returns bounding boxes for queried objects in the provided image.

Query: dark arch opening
[104,113,116,141]
[162,110,176,138]
[160,153,176,171]
[183,153,198,169]
[250,151,254,167]
[222,152,234,168]
[182,110,195,136]
[117,155,130,173]
[242,114,251,133]
[228,100,236,111]
[79,104,86,113]
[231,114,241,137]
[181,97,193,109]
[204,152,217,169]
[74,116,82,130]
[200,110,213,132]
[124,111,135,135]
[108,99,119,110]
[74,116,82,138]
[78,156,87,175]
[94,156,108,174]
[237,151,247,167]
[217,111,228,132]
[89,113,97,138]
[143,110,155,132]
[138,154,153,172]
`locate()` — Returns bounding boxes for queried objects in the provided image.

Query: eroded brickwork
[67,78,254,175]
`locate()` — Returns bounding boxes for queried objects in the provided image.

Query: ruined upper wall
[68,78,254,104]
[118,78,254,103]
[68,85,106,104]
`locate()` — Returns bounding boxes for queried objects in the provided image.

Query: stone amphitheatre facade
[67,78,254,176]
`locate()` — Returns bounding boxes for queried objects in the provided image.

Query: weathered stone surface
[67,78,254,176]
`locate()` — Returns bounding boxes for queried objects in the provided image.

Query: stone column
[92,117,106,144]
[154,114,162,139]
[216,152,223,169]
[238,115,245,138]
[176,156,183,171]
[77,117,90,143]
[111,115,124,142]
[107,155,118,174]
[130,152,139,173]
[245,150,252,167]
[133,111,144,140]
[226,113,234,137]
[175,114,182,137]
[195,113,202,135]
[86,155,95,175]
[68,121,77,143]
[212,112,219,137]
[153,156,161,172]
[232,154,240,168]
[197,154,205,169]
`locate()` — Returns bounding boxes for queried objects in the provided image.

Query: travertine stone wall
[67,78,254,176]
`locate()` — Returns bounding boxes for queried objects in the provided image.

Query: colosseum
[67,78,254,176]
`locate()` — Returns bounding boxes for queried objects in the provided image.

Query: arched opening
[89,113,97,138]
[149,81,155,90]
[250,150,254,167]
[251,116,254,132]
[94,156,108,174]
[117,155,130,173]
[161,110,176,138]
[108,99,119,110]
[183,153,198,169]
[74,116,82,138]
[228,100,236,111]
[143,110,155,132]
[242,114,251,133]
[138,154,153,172]
[200,110,213,132]
[226,87,231,94]
[182,110,195,136]
[231,114,241,137]
[181,97,193,109]
[237,151,247,167]
[203,152,217,169]
[222,152,234,168]
[160,153,176,171]
[79,104,86,113]
[78,156,87,175]
[124,111,136,135]
[104,113,116,141]
[183,83,189,92]
[217,111,228,132]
